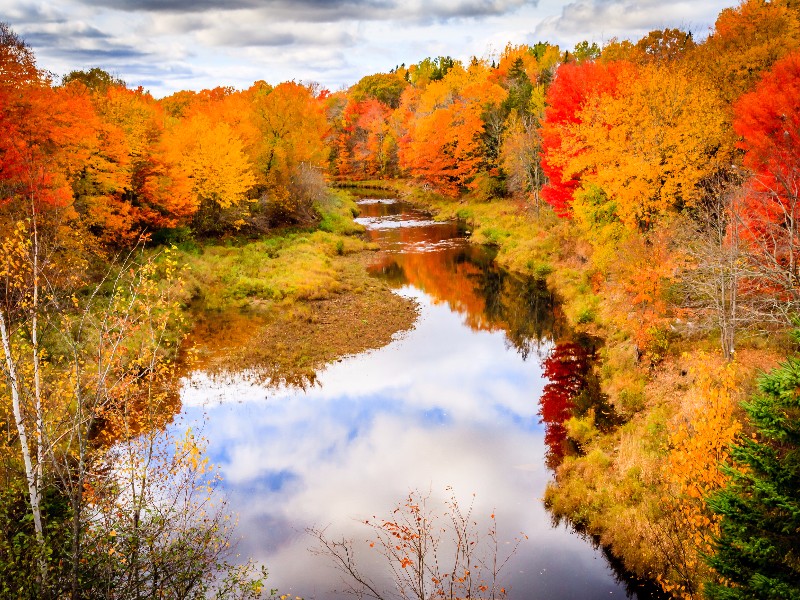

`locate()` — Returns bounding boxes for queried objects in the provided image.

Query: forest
[0,0,799,597]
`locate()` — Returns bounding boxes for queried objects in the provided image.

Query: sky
[2,0,734,97]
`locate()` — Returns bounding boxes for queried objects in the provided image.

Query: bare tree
[309,488,524,600]
[679,174,746,360]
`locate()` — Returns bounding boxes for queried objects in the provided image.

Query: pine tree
[704,349,800,599]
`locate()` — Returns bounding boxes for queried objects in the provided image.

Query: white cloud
[3,0,731,96]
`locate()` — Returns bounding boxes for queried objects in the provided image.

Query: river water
[178,195,656,599]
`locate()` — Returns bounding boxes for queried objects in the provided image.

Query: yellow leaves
[568,64,732,229]
[662,353,743,592]
[163,113,256,210]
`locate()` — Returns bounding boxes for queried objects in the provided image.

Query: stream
[178,194,658,599]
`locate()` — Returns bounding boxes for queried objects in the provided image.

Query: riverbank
[391,180,783,597]
[175,189,419,386]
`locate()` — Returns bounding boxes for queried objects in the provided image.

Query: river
[178,194,659,599]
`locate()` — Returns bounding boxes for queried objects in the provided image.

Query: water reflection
[359,199,562,358]
[177,197,652,599]
[539,336,623,470]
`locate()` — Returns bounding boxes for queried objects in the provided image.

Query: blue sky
[2,0,734,97]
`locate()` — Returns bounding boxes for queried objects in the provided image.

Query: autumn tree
[0,22,38,88]
[733,51,800,324]
[310,489,523,600]
[634,29,696,64]
[540,60,629,216]
[249,81,329,224]
[350,72,408,108]
[62,67,125,92]
[399,62,506,196]
[335,98,396,179]
[163,112,256,234]
[559,63,731,229]
[659,359,742,598]
[406,56,459,88]
[72,83,196,244]
[696,0,800,104]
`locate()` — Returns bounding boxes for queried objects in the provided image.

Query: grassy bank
[395,181,783,597]
[174,189,419,386]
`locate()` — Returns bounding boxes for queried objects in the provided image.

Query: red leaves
[540,60,630,217]
[735,51,800,192]
[733,51,800,302]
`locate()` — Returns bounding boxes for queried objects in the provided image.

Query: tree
[660,358,742,598]
[705,343,800,599]
[540,60,630,217]
[399,63,506,196]
[634,29,696,64]
[75,83,196,243]
[680,175,746,360]
[248,81,329,224]
[500,111,545,215]
[62,68,125,92]
[350,72,408,109]
[733,51,800,324]
[163,112,256,232]
[0,22,39,88]
[335,98,395,179]
[310,489,523,600]
[562,64,731,229]
[696,0,800,104]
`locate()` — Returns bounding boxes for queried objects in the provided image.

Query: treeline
[1,28,330,250]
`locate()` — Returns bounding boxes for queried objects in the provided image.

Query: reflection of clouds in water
[178,289,626,599]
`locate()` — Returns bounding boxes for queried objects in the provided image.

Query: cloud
[195,19,358,48]
[534,0,729,44]
[67,0,535,23]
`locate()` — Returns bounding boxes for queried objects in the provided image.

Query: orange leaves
[335,98,395,179]
[250,81,329,186]
[698,0,800,103]
[543,60,730,227]
[399,63,507,196]
[163,113,255,211]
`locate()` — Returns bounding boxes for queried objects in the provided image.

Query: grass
[174,187,419,387]
[177,190,375,312]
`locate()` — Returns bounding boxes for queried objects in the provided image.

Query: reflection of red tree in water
[539,341,592,469]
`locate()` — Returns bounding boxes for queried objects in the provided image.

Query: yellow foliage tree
[565,64,731,229]
[660,356,742,598]
[163,113,256,211]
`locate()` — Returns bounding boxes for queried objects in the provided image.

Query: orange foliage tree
[697,0,800,104]
[399,63,507,196]
[335,98,396,179]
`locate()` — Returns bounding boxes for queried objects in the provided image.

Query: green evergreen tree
[704,350,800,599]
